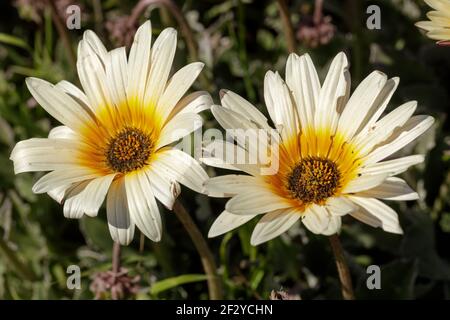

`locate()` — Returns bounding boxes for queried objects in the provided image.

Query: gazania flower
[204,52,434,246]
[416,0,450,45]
[10,21,210,245]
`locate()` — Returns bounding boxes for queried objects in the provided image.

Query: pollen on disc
[105,127,153,173]
[287,157,341,205]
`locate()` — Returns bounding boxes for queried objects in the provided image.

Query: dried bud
[297,15,336,48]
[269,289,301,300]
[90,267,140,300]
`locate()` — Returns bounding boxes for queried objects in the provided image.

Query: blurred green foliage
[0,0,449,300]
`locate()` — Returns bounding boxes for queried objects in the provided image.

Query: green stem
[173,200,223,300]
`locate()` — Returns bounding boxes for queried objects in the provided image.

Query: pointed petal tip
[208,228,221,238]
[250,237,263,246]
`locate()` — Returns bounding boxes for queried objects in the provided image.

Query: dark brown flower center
[105,127,153,173]
[287,157,340,204]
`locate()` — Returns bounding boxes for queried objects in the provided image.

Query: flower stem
[276,0,296,53]
[329,234,355,300]
[47,0,77,66]
[111,241,121,299]
[112,242,121,275]
[173,200,223,300]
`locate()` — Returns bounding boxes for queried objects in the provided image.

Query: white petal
[55,80,91,112]
[211,104,258,130]
[356,78,400,136]
[144,28,177,109]
[225,187,291,215]
[32,167,98,193]
[48,184,71,204]
[338,71,387,139]
[105,47,128,108]
[125,170,162,242]
[145,167,179,210]
[425,0,450,12]
[427,10,450,25]
[200,157,248,175]
[348,196,403,234]
[302,205,330,234]
[356,177,419,201]
[285,53,320,131]
[315,52,349,131]
[201,139,261,176]
[359,155,424,176]
[83,30,108,63]
[64,174,115,218]
[156,113,203,149]
[151,149,208,193]
[158,62,204,121]
[250,208,300,245]
[416,21,437,32]
[208,210,256,238]
[350,209,382,229]
[428,29,450,41]
[210,106,271,163]
[342,173,388,194]
[326,197,356,216]
[204,175,261,197]
[168,91,212,120]
[11,138,81,174]
[48,126,78,140]
[63,181,90,218]
[220,90,270,128]
[264,71,298,139]
[26,78,93,130]
[364,115,434,164]
[107,178,135,245]
[77,40,111,110]
[127,20,152,105]
[322,215,342,236]
[355,101,417,155]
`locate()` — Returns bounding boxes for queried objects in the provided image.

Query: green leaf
[150,274,208,296]
[0,33,29,50]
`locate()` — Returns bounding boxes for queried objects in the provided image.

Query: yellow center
[76,101,162,176]
[105,127,153,173]
[264,127,362,212]
[287,157,340,204]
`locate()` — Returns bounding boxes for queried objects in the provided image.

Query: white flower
[204,52,434,246]
[10,21,211,245]
[416,0,450,44]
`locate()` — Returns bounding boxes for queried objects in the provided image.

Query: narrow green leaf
[0,33,29,50]
[150,274,208,295]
